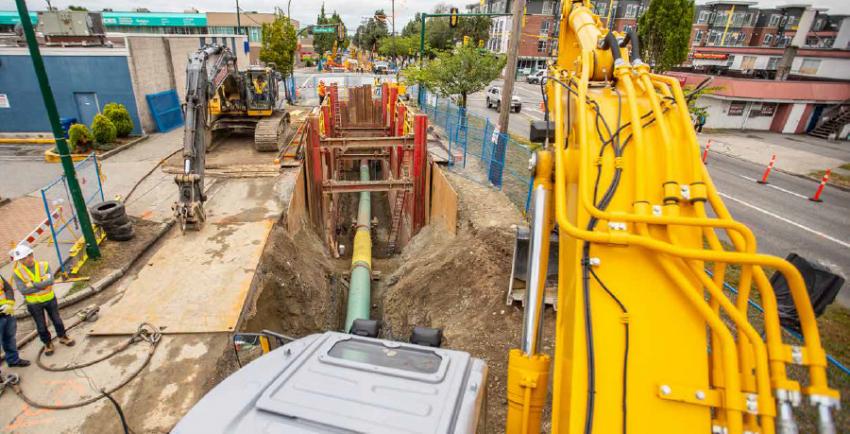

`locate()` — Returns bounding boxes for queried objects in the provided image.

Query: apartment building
[472,0,560,74]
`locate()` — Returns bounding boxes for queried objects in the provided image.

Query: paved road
[465,77,850,308]
[706,150,850,307]
[466,79,546,139]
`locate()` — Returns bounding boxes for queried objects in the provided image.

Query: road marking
[738,175,809,199]
[718,192,850,249]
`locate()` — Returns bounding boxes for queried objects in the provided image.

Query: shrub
[91,114,117,148]
[103,102,134,137]
[68,123,92,153]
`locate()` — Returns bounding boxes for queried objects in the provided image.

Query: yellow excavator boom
[506,2,839,433]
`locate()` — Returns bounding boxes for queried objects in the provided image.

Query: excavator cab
[244,66,277,116]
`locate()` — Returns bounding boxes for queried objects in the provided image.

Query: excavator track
[254,111,289,152]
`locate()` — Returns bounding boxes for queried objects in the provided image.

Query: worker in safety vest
[10,243,75,356]
[1,273,30,368]
[318,80,327,104]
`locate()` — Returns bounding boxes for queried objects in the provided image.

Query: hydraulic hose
[619,28,641,64]
[344,161,372,333]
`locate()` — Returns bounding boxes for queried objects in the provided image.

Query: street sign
[312,26,336,34]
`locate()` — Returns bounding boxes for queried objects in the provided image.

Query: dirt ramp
[242,225,345,336]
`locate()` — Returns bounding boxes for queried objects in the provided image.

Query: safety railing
[419,89,533,212]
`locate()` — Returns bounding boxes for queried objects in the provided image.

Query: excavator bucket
[506,225,559,309]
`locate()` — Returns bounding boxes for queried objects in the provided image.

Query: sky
[2,0,849,33]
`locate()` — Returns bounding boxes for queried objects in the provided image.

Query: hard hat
[319,80,325,84]
[10,243,33,261]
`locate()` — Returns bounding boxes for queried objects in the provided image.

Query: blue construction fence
[39,153,105,274]
[419,89,534,212]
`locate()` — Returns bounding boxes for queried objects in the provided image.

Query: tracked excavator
[174,3,840,433]
[173,44,290,231]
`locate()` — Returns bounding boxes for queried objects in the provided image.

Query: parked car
[373,61,389,74]
[526,70,546,84]
[485,86,522,113]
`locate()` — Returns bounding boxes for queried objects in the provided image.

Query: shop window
[798,59,820,75]
[728,101,746,116]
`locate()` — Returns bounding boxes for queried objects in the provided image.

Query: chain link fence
[420,89,534,212]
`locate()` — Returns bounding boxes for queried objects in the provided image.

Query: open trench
[234,161,559,432]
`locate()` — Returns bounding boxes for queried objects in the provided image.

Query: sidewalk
[697,131,850,180]
[0,130,182,312]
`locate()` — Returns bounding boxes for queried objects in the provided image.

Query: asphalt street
[466,79,547,139]
[706,151,850,307]
[463,78,850,308]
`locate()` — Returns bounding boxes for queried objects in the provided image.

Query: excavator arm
[507,2,840,434]
[173,44,237,232]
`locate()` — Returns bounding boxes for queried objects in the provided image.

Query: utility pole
[14,0,100,260]
[235,0,242,35]
[498,0,526,137]
[392,0,396,35]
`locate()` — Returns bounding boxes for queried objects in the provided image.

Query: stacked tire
[89,200,134,241]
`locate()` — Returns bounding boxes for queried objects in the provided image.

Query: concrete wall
[123,34,249,133]
[700,96,778,131]
[0,48,141,135]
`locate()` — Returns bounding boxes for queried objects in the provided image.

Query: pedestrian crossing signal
[450,7,459,28]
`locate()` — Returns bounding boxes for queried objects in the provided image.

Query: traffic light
[478,39,485,48]
[463,35,470,46]
[337,23,346,42]
[449,7,459,28]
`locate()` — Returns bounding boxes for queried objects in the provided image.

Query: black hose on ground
[102,389,131,434]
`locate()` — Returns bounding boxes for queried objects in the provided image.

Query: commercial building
[0,10,298,63]
[0,33,248,135]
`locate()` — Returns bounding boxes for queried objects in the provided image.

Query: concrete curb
[11,219,174,320]
[99,135,150,160]
[710,149,850,193]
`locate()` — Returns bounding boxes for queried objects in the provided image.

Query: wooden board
[429,164,458,235]
[87,219,274,335]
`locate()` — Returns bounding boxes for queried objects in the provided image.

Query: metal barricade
[38,153,105,274]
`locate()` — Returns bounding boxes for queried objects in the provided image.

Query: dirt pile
[382,172,556,432]
[242,225,346,336]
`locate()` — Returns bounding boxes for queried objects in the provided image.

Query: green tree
[637,0,695,72]
[313,5,349,55]
[399,6,492,57]
[403,44,505,107]
[260,16,298,75]
[353,10,389,54]
[377,35,418,68]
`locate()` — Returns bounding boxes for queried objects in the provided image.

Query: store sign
[101,13,207,27]
[0,12,37,26]
[0,94,9,109]
[694,52,729,60]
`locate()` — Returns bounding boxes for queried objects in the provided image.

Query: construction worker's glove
[0,304,13,315]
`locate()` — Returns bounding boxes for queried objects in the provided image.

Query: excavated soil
[381,172,556,433]
[240,164,554,432]
[241,225,346,336]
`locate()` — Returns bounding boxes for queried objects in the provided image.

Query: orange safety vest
[318,84,327,97]
[13,261,55,304]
